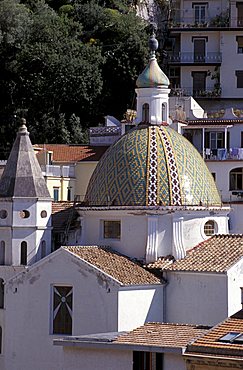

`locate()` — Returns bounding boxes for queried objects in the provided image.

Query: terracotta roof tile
[33,144,108,163]
[115,322,209,348]
[52,202,79,231]
[64,246,162,286]
[163,235,243,273]
[187,310,243,357]
[146,255,175,270]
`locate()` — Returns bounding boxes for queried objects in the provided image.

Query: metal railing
[89,126,121,137]
[170,87,221,98]
[167,52,222,64]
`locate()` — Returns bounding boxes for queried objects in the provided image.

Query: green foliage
[0,0,150,154]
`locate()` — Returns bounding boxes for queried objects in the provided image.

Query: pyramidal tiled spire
[0,119,51,198]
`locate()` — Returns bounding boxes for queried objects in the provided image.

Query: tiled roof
[146,255,175,270]
[115,322,209,349]
[33,144,108,163]
[186,310,243,357]
[162,234,243,273]
[64,246,162,286]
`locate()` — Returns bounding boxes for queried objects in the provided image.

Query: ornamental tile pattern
[147,127,158,205]
[85,126,221,207]
[158,127,182,206]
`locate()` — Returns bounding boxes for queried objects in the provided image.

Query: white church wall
[227,259,243,316]
[165,271,228,326]
[60,347,132,370]
[4,250,120,370]
[118,285,164,331]
[228,204,243,233]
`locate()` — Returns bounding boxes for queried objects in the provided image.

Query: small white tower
[0,119,52,266]
[135,30,170,125]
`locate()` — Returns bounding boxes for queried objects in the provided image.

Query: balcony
[170,87,221,98]
[169,11,229,29]
[167,52,222,65]
[204,148,243,161]
[41,165,75,178]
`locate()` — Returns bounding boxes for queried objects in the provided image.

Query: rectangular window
[52,286,73,335]
[193,3,207,24]
[67,187,71,201]
[133,352,163,370]
[53,188,59,202]
[192,71,206,96]
[194,39,206,62]
[236,70,243,88]
[211,172,216,181]
[103,220,121,239]
[237,36,243,53]
[237,2,243,26]
[210,132,224,150]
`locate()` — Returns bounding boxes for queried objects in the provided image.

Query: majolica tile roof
[186,310,243,357]
[33,144,108,163]
[161,234,243,273]
[64,246,162,286]
[115,322,209,349]
[85,125,221,207]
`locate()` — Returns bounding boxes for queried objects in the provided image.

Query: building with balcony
[166,0,243,111]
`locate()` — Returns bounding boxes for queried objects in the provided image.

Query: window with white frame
[0,241,5,265]
[204,220,217,236]
[20,241,27,265]
[52,286,73,335]
[53,188,59,202]
[142,103,149,123]
[103,220,121,239]
[193,3,207,24]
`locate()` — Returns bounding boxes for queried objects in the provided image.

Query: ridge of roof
[64,245,162,286]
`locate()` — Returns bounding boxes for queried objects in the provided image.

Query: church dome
[136,58,170,88]
[85,125,221,207]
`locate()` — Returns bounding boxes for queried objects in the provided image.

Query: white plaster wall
[181,31,220,53]
[118,286,163,331]
[227,259,243,315]
[4,251,120,370]
[220,31,243,98]
[61,347,132,370]
[164,353,187,370]
[180,66,215,93]
[165,271,228,325]
[227,203,243,233]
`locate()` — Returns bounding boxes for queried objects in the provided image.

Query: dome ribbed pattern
[85,126,221,207]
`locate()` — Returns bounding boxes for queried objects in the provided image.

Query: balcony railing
[169,15,229,28]
[167,52,222,64]
[41,165,75,178]
[170,87,221,98]
[89,126,121,137]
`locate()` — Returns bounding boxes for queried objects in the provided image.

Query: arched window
[0,279,4,309]
[41,240,46,259]
[230,167,243,190]
[20,241,27,265]
[142,103,149,123]
[162,103,166,122]
[204,220,217,236]
[0,241,5,265]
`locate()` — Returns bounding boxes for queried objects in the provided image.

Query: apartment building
[166,0,243,111]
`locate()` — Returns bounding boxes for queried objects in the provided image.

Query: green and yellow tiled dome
[85,125,221,207]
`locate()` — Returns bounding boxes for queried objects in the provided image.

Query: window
[230,167,243,190]
[41,240,46,259]
[52,286,73,335]
[133,352,163,370]
[0,241,5,265]
[67,187,71,201]
[0,210,7,219]
[193,3,207,24]
[19,210,30,219]
[194,39,206,62]
[204,220,216,236]
[162,103,166,122]
[237,36,243,53]
[142,103,149,123]
[236,71,243,88]
[237,2,243,26]
[103,221,121,239]
[211,172,216,181]
[192,71,206,96]
[219,332,243,343]
[41,210,47,218]
[53,188,59,202]
[0,279,4,309]
[20,241,27,265]
[210,132,224,150]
